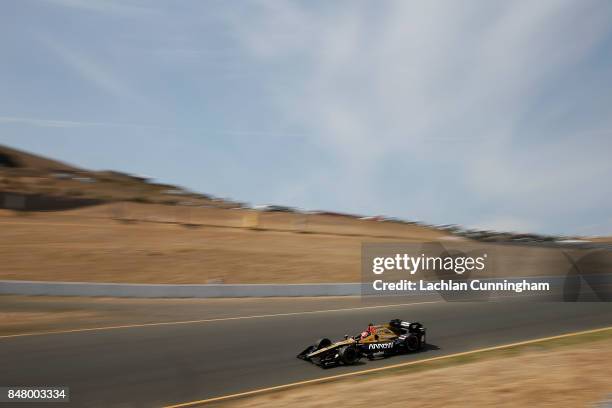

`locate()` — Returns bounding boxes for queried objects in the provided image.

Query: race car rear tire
[338,345,359,365]
[315,338,332,350]
[405,334,420,352]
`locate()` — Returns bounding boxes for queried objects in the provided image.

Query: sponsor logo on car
[368,342,394,350]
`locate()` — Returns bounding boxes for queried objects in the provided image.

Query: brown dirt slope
[0,144,79,171]
[0,207,450,283]
[0,146,456,284]
[0,144,236,207]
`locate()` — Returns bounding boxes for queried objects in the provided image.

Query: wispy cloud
[40,36,137,100]
[0,116,151,129]
[42,0,153,16]
[226,0,612,234]
[3,1,612,235]
[0,116,305,138]
[0,117,85,128]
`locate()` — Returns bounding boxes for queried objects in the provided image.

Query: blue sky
[2,0,612,235]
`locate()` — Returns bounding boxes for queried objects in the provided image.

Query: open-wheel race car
[297,319,426,367]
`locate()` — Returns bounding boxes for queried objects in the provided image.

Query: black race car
[297,319,426,367]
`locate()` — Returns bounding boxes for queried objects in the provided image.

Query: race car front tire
[338,345,359,365]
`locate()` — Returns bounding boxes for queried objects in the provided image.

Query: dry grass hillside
[0,144,457,283]
[1,145,607,284]
[0,144,80,171]
[0,144,237,207]
[0,206,449,283]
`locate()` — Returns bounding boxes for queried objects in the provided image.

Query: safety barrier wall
[0,280,363,298]
[1,275,608,299]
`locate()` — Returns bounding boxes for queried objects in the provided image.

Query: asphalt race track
[1,298,612,407]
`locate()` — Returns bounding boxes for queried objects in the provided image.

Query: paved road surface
[1,297,611,407]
